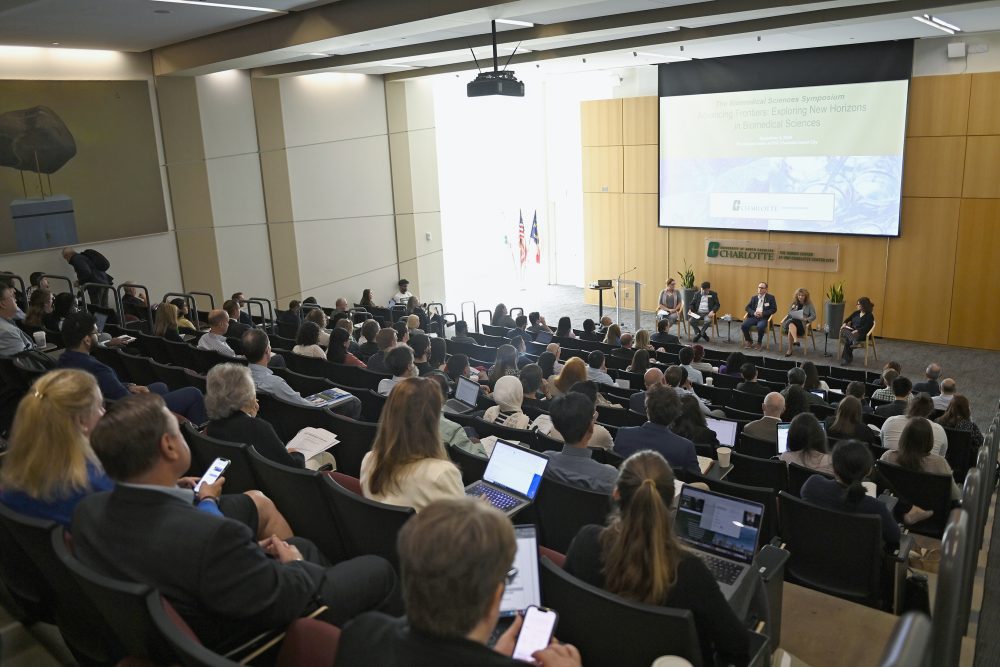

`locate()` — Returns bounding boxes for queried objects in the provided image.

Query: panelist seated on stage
[740,281,777,350]
[839,297,875,366]
[687,281,720,343]
[656,278,684,324]
[780,288,817,357]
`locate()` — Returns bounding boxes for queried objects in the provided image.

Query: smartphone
[194,457,230,494]
[512,605,558,662]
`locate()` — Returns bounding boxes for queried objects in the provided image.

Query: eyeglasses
[757,285,767,289]
[505,567,519,586]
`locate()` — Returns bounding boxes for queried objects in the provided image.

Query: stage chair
[864,320,879,366]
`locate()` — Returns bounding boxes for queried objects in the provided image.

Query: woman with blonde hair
[154,302,183,342]
[550,356,588,398]
[603,323,622,346]
[565,451,749,666]
[360,377,463,511]
[305,307,330,347]
[405,313,422,334]
[781,288,816,357]
[0,370,111,525]
[634,329,653,352]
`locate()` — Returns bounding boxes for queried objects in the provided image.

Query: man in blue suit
[614,384,699,474]
[740,281,777,350]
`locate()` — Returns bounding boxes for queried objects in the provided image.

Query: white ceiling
[1,0,999,77]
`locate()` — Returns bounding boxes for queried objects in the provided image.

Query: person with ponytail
[564,451,749,666]
[0,369,112,525]
[801,440,902,548]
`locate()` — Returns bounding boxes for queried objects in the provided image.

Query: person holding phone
[336,497,581,666]
[564,451,750,666]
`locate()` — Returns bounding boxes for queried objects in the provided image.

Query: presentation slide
[659,80,908,236]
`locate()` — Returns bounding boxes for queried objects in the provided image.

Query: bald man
[933,378,957,411]
[196,309,235,357]
[742,392,785,442]
[629,367,665,416]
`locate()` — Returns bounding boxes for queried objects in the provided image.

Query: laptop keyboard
[466,483,519,512]
[694,551,744,585]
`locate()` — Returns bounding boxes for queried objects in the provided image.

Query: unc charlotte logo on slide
[707,242,721,258]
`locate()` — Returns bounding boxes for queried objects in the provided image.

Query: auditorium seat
[942,427,976,483]
[446,444,488,486]
[691,383,731,407]
[705,371,738,389]
[736,432,778,460]
[724,406,764,422]
[118,350,158,386]
[533,477,611,553]
[874,461,954,538]
[701,476,779,549]
[181,423,258,493]
[92,344,130,381]
[729,390,768,414]
[786,463,833,497]
[321,473,413,571]
[596,404,645,428]
[271,366,336,396]
[356,389,386,422]
[726,452,788,491]
[150,359,194,391]
[147,594,241,667]
[931,509,972,666]
[877,612,931,667]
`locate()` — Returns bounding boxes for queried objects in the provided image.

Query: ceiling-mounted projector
[467,20,525,97]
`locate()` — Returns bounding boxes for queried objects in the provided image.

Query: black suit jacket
[912,380,940,397]
[629,390,647,416]
[744,293,777,319]
[687,290,720,316]
[874,400,908,417]
[735,381,770,397]
[73,486,325,650]
[227,319,251,339]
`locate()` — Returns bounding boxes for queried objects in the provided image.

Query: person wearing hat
[391,279,413,307]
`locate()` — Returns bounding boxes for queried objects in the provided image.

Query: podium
[588,283,613,318]
[615,279,643,332]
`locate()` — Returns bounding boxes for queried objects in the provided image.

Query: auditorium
[1,1,999,665]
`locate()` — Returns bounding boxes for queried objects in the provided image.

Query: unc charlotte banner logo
[707,242,721,258]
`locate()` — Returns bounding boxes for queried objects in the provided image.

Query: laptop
[534,330,553,345]
[443,375,480,414]
[94,311,109,333]
[705,417,738,448]
[466,440,548,516]
[777,420,825,453]
[303,387,355,408]
[675,485,764,599]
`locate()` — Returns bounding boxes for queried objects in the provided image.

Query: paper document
[616,378,631,389]
[689,312,702,320]
[697,456,715,475]
[286,427,339,459]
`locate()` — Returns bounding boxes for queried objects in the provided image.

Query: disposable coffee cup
[717,447,732,468]
[32,331,46,347]
[862,481,877,497]
[705,377,713,386]
[651,658,694,667]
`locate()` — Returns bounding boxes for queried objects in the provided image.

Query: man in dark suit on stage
[740,281,777,350]
[687,281,720,343]
[72,393,398,652]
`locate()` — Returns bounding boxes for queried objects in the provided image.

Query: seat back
[272,366,335,396]
[245,448,347,563]
[726,451,788,491]
[737,432,777,459]
[875,460,953,538]
[472,417,537,446]
[53,527,176,663]
[164,338,197,369]
[354,368,392,391]
[878,612,931,667]
[147,594,240,667]
[320,474,414,571]
[447,444,489,486]
[786,463,833,497]
[943,427,975,483]
[724,406,764,421]
[137,332,170,363]
[729,390,767,413]
[538,558,702,667]
[931,509,971,667]
[595,405,644,428]
[777,492,883,608]
[181,422,258,494]
[0,506,53,625]
[691,383,731,407]
[702,477,778,548]
[532,432,564,453]
[533,477,611,553]
[150,359,193,390]
[357,389,387,423]
[119,350,158,386]
[958,470,982,634]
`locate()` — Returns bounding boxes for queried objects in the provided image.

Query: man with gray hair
[742,392,785,442]
[782,367,828,407]
[913,363,942,397]
[197,309,235,357]
[933,378,957,411]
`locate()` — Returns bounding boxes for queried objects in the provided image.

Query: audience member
[170,298,197,332]
[579,318,600,341]
[305,307,331,347]
[672,394,720,447]
[22,288,52,331]
[736,362,769,396]
[936,394,984,447]
[880,418,960,500]
[871,368,899,404]
[356,320,380,360]
[278,299,303,327]
[629,367,664,416]
[678,346,703,384]
[933,378,957,411]
[742,392,785,442]
[328,327,366,367]
[602,323,622,346]
[779,413,833,475]
[555,382,614,449]
[689,344,714,373]
[198,309,236,357]
[231,292,253,327]
[740,280,777,350]
[405,313,422,335]
[555,316,575,338]
[663,365,716,417]
[492,303,516,329]
[488,344,520,385]
[444,353,473,385]
[801,361,829,392]
[839,296,875,366]
[825,396,878,445]
[881,393,947,455]
[541,393,617,493]
[528,311,551,334]
[781,386,811,421]
[913,363,942,396]
[627,349,650,374]
[336,497,581,666]
[223,299,251,338]
[153,302,184,342]
[391,279,413,306]
[846,381,873,414]
[519,364,548,410]
[75,393,398,650]
[26,272,49,300]
[44,291,77,331]
[409,333,433,375]
[586,350,614,385]
[718,351,745,376]
[783,367,828,407]
[545,342,564,373]
[482,376,551,432]
[59,312,207,423]
[875,376,912,417]
[366,328,398,374]
[425,372,486,457]
[564,451,749,666]
[537,351,557,380]
[378,345,415,395]
[361,377,464,511]
[451,320,479,346]
[688,281,720,343]
[650,317,680,347]
[62,247,113,307]
[549,357,588,398]
[613,385,698,474]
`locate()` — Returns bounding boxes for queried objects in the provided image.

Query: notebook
[705,416,738,448]
[465,440,548,516]
[675,485,764,599]
[443,375,480,414]
[303,387,355,408]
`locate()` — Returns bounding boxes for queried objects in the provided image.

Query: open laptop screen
[94,311,109,333]
[500,525,541,616]
[483,441,547,500]
[705,417,738,448]
[675,486,762,565]
[455,375,480,407]
[776,422,791,454]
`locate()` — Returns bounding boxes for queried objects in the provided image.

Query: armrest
[754,544,790,583]
[893,533,916,564]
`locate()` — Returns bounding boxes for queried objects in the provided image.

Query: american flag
[529,211,540,264]
[518,211,527,267]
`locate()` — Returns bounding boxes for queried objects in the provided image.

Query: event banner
[704,239,839,272]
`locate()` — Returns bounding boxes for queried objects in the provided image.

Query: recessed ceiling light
[309,53,328,57]
[636,52,692,62]
[51,42,60,45]
[912,14,960,34]
[149,0,285,14]
[495,19,534,28]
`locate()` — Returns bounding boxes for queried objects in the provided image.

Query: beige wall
[581,73,1000,351]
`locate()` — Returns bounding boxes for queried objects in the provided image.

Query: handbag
[13,349,56,374]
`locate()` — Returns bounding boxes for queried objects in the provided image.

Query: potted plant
[824,281,845,332]
[677,260,697,311]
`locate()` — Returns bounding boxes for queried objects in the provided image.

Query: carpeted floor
[471,284,1000,423]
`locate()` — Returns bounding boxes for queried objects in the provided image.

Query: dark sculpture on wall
[0,105,77,176]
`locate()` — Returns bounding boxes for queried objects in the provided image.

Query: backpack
[81,249,110,272]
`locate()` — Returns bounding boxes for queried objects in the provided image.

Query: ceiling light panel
[149,0,286,13]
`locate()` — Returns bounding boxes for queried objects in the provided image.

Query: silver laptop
[465,440,548,516]
[777,420,824,453]
[705,417,738,448]
[443,375,480,414]
[675,485,764,599]
[500,525,542,617]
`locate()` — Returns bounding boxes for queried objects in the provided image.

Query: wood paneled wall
[581,73,1000,351]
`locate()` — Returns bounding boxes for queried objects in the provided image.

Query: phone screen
[512,605,558,662]
[194,457,230,493]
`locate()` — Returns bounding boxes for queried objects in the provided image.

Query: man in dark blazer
[629,367,665,416]
[735,362,770,396]
[687,281,720,343]
[231,292,254,327]
[73,393,398,652]
[614,385,699,474]
[740,281,777,350]
[223,299,252,338]
[912,363,942,397]
[875,376,913,417]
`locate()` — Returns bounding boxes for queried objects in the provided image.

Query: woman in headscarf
[482,375,551,433]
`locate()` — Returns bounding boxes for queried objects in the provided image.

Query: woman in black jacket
[839,296,875,366]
